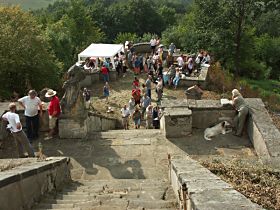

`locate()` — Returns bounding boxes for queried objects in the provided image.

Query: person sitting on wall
[231,89,249,136]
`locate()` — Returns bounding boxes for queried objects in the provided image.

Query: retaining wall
[0,157,70,210]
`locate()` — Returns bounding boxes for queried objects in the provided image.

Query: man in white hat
[2,103,35,157]
[18,90,42,142]
[45,89,61,140]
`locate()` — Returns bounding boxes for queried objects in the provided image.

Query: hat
[45,89,57,97]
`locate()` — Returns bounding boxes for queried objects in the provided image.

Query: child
[103,82,110,102]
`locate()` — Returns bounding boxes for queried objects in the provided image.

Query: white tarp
[78,43,124,61]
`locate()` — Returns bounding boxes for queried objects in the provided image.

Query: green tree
[0,6,62,98]
[114,32,139,44]
[40,0,104,70]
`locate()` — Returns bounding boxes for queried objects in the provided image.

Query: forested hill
[0,0,279,101]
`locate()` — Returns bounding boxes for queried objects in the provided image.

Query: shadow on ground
[38,134,145,180]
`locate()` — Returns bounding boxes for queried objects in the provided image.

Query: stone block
[59,118,87,139]
[162,108,192,138]
[87,115,102,132]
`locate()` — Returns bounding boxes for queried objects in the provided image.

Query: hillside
[0,0,56,10]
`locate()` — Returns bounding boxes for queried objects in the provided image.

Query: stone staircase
[34,179,177,210]
[33,130,179,210]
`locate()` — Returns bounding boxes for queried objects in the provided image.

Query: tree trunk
[234,0,245,76]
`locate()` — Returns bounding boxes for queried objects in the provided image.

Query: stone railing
[59,112,117,139]
[170,156,264,210]
[160,98,280,164]
[0,157,70,210]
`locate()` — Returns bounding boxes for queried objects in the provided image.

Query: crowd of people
[2,38,252,158]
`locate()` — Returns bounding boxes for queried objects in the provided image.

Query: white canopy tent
[78,43,124,70]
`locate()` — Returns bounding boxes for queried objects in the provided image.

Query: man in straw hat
[18,90,42,142]
[2,103,35,157]
[44,89,61,140]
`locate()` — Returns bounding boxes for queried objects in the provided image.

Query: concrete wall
[170,157,264,210]
[0,157,70,210]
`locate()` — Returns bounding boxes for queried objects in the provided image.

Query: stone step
[72,179,168,187]
[34,208,81,210]
[34,203,75,209]
[128,199,178,209]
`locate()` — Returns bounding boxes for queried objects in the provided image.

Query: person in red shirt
[132,77,140,88]
[132,87,141,106]
[101,64,109,82]
[44,89,61,140]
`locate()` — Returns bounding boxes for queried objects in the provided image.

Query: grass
[0,0,57,10]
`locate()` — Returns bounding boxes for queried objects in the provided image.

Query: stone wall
[59,113,117,139]
[160,98,280,163]
[79,70,118,87]
[245,98,280,163]
[171,157,264,210]
[160,108,192,138]
[178,66,209,89]
[0,157,70,210]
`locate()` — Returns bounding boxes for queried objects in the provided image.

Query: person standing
[18,90,42,142]
[145,75,152,99]
[128,97,135,116]
[101,64,109,82]
[156,77,163,102]
[132,106,141,129]
[103,82,110,102]
[146,105,153,129]
[2,103,35,157]
[150,37,157,54]
[121,104,130,130]
[83,88,91,109]
[141,94,151,120]
[45,89,61,140]
[231,89,249,136]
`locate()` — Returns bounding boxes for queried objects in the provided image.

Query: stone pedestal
[161,108,192,138]
[59,118,87,139]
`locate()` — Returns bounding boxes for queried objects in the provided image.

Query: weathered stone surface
[162,108,192,138]
[161,99,188,108]
[0,157,70,210]
[246,98,280,159]
[171,157,264,210]
[190,189,263,210]
[59,118,87,139]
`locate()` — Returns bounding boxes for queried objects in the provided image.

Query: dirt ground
[89,70,221,128]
